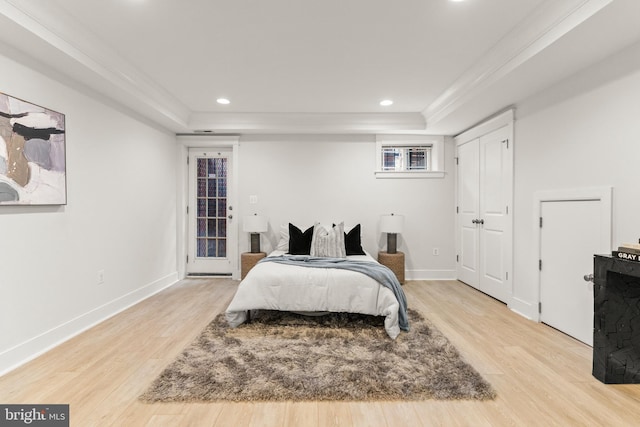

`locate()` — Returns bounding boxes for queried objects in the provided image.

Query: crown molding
[423,0,613,128]
[188,112,426,134]
[454,108,514,143]
[0,0,190,130]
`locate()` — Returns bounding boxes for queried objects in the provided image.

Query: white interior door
[539,199,602,345]
[478,127,509,302]
[187,148,236,275]
[456,126,511,303]
[457,139,480,287]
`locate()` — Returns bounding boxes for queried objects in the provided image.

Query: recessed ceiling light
[216,98,230,105]
[380,100,393,106]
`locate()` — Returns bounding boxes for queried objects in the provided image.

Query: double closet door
[456,124,512,303]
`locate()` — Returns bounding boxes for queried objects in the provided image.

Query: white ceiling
[0,0,639,135]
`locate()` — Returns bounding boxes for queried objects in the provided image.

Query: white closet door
[539,199,601,345]
[456,139,480,288]
[456,124,512,303]
[478,127,510,302]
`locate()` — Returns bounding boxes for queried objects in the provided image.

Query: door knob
[584,273,594,282]
[228,214,233,220]
[472,219,478,224]
[478,219,484,225]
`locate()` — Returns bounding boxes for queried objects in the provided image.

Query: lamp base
[250,233,261,253]
[387,233,397,254]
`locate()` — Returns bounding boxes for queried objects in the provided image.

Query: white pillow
[275,224,289,251]
[310,222,346,258]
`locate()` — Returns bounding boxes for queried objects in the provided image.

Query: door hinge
[502,139,509,149]
[455,157,459,165]
[456,206,459,214]
[186,205,189,214]
[539,217,543,228]
[186,255,189,263]
[506,271,509,280]
[539,259,542,271]
[187,156,189,165]
[506,205,509,215]
[456,255,459,262]
[538,302,542,313]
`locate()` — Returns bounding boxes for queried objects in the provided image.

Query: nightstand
[378,251,405,284]
[241,252,266,279]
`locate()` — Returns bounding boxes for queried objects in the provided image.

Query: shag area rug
[140,309,495,402]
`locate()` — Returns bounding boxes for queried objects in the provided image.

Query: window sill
[374,171,445,179]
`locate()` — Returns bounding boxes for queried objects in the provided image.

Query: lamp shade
[380,214,404,234]
[243,215,268,233]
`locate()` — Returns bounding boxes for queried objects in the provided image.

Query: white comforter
[225,251,401,338]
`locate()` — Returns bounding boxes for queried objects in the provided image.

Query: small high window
[381,146,431,171]
[376,135,445,178]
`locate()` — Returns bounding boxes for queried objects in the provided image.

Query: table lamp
[243,214,268,253]
[380,214,404,254]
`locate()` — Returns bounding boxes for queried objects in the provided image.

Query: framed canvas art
[0,92,66,205]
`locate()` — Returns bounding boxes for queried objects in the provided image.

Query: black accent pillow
[288,223,314,255]
[345,224,366,255]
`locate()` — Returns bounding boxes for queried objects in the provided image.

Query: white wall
[237,135,456,279]
[0,52,179,374]
[511,41,640,318]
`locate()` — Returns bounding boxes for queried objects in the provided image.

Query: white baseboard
[405,269,457,281]
[0,272,179,377]
[509,296,537,321]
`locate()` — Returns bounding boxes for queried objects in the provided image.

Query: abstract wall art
[0,92,66,205]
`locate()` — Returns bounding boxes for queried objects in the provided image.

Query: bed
[225,223,409,339]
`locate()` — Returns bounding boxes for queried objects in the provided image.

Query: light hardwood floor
[2,278,640,426]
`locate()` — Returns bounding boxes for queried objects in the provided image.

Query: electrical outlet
[433,248,440,256]
[98,270,105,285]
[249,195,258,204]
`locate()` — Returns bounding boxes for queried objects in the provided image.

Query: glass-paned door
[187,149,235,275]
[196,157,227,258]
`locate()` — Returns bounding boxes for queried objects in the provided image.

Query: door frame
[177,135,240,280]
[533,186,612,322]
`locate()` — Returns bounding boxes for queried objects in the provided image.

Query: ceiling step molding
[188,112,427,134]
[0,0,617,135]
[0,0,190,130]
[0,0,425,135]
[423,0,613,128]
